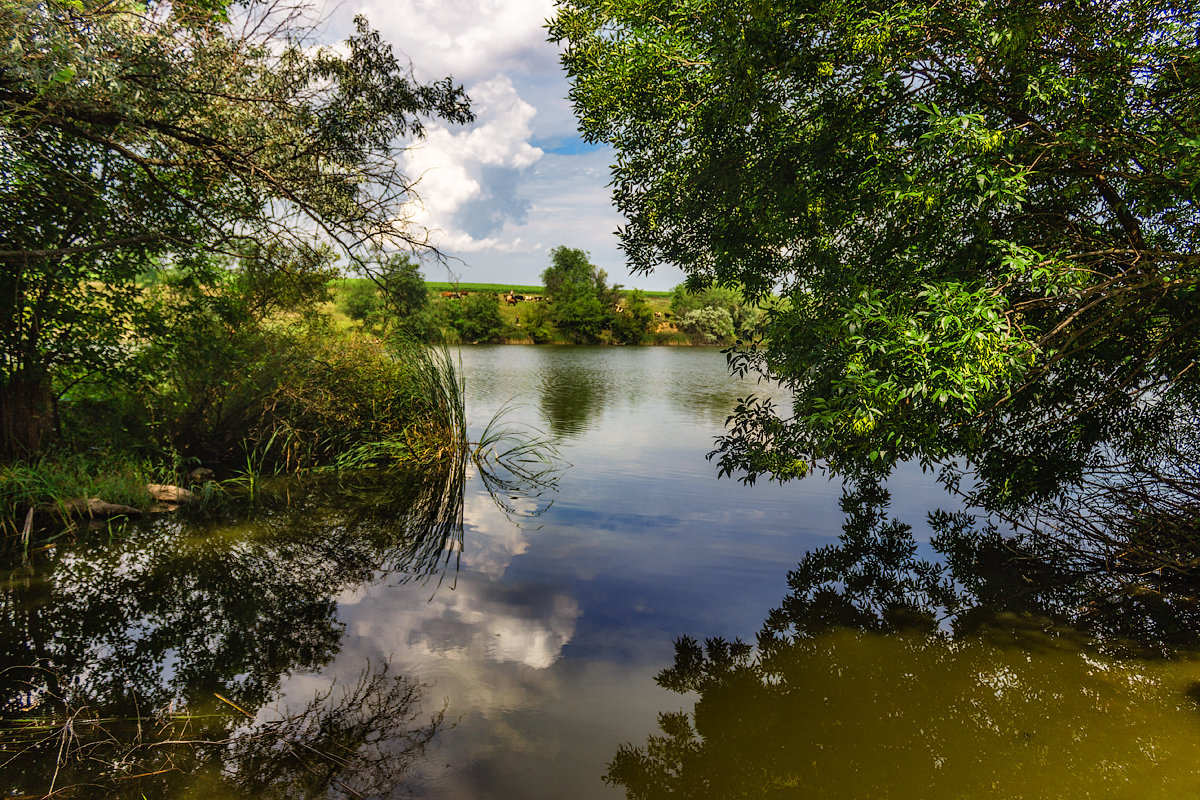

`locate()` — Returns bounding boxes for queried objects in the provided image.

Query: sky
[320,0,689,291]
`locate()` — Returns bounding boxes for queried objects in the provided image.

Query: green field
[337,277,675,298]
[426,281,544,295]
[425,281,674,297]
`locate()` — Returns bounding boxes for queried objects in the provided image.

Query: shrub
[65,306,460,471]
[611,290,654,344]
[445,293,504,343]
[340,280,383,326]
[522,302,556,344]
[678,307,735,345]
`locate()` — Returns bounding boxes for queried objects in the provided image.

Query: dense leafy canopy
[0,0,472,455]
[541,245,621,343]
[611,288,655,344]
[551,0,1200,508]
[443,291,505,343]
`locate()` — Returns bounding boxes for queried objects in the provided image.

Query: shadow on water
[0,405,564,798]
[606,480,1200,799]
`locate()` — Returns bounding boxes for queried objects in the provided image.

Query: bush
[62,303,460,471]
[340,280,383,326]
[611,290,654,344]
[678,307,735,345]
[444,293,504,343]
[554,290,608,343]
[671,284,761,340]
[522,302,556,344]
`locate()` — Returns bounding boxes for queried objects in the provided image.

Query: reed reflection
[0,423,563,799]
[3,660,442,800]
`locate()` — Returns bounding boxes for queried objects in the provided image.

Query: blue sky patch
[532,136,607,156]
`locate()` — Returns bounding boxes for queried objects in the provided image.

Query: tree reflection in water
[2,660,440,800]
[538,355,610,439]
[0,436,560,799]
[607,481,1200,799]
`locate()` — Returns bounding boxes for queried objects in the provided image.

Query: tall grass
[1,337,565,568]
[0,453,167,534]
[329,343,467,469]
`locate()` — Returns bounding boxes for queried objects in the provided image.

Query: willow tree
[0,0,472,456]
[551,0,1200,510]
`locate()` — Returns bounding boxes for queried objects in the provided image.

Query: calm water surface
[5,346,1200,798]
[336,346,848,797]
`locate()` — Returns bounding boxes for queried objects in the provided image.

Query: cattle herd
[438,291,545,305]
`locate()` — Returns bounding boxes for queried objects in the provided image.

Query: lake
[5,345,1200,798]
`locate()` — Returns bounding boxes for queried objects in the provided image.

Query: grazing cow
[505,293,518,305]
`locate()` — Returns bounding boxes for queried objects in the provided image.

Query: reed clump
[1,322,472,552]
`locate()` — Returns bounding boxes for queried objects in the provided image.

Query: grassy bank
[1,327,468,550]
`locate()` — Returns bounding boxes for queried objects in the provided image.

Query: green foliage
[554,291,608,344]
[144,320,447,469]
[340,281,383,326]
[376,253,429,324]
[611,289,655,344]
[0,1,472,457]
[552,0,1200,504]
[677,307,735,346]
[672,283,763,343]
[541,246,618,344]
[521,301,557,344]
[0,452,163,535]
[442,293,505,343]
[46,261,464,473]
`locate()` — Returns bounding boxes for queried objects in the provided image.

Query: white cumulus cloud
[404,75,543,253]
[354,0,557,83]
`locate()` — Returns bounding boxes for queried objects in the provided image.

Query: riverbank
[331,278,757,346]
[0,336,469,553]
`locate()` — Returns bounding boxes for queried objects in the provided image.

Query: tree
[550,0,1200,508]
[377,254,430,321]
[375,252,437,341]
[444,293,504,343]
[0,0,472,456]
[341,281,384,327]
[541,246,618,343]
[611,289,655,344]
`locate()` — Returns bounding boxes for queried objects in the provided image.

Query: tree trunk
[1,375,54,459]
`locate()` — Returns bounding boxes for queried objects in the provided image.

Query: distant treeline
[422,281,674,298]
[338,248,765,346]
